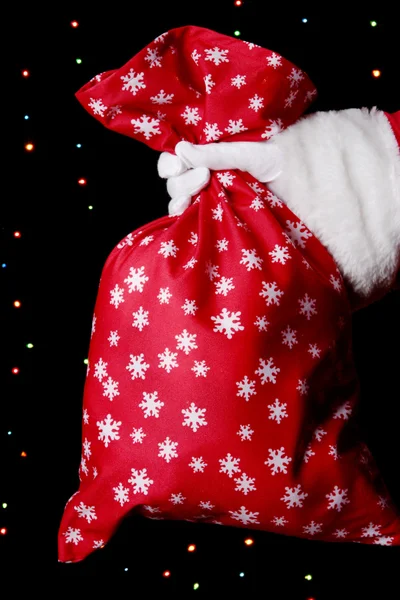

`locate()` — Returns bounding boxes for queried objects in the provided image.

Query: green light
[234,30,241,36]
[305,574,313,581]
[370,20,377,27]
[2,503,7,509]
[26,343,34,349]
[76,58,82,64]
[84,358,89,365]
[193,583,200,590]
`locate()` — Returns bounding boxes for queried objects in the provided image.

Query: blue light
[8,431,12,435]
[76,143,82,148]
[239,572,245,577]
[24,115,30,120]
[302,18,308,23]
[2,263,6,268]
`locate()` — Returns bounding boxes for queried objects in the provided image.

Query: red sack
[58,25,400,563]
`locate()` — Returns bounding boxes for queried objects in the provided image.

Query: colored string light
[71,20,79,28]
[187,544,196,552]
[372,69,381,78]
[244,537,254,546]
[14,231,21,238]
[22,70,30,77]
[78,178,87,185]
[12,368,20,375]
[14,301,21,308]
[25,143,34,151]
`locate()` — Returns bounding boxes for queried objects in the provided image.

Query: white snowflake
[259,281,284,306]
[175,329,198,354]
[267,52,282,68]
[83,438,91,459]
[249,181,265,195]
[203,122,223,142]
[298,293,317,320]
[83,409,89,425]
[107,105,122,120]
[128,468,154,495]
[215,276,235,296]
[234,473,256,495]
[182,402,207,432]
[216,238,229,252]
[181,106,202,126]
[254,315,270,332]
[219,453,241,478]
[313,427,327,442]
[225,119,247,135]
[131,115,161,140]
[191,49,201,64]
[377,496,389,510]
[157,287,173,304]
[361,522,382,538]
[126,353,150,380]
[268,399,288,424]
[288,67,305,87]
[74,501,97,523]
[94,358,108,381]
[204,46,229,65]
[189,456,207,473]
[108,330,120,347]
[158,240,179,258]
[150,89,174,105]
[79,458,89,477]
[285,90,298,108]
[154,31,168,44]
[255,357,280,384]
[63,527,83,545]
[139,235,154,246]
[285,220,312,248]
[240,248,263,271]
[333,402,353,421]
[330,273,342,292]
[374,536,394,546]
[199,500,215,511]
[329,445,340,461]
[305,89,317,103]
[229,506,260,525]
[296,379,309,396]
[170,492,186,505]
[93,539,104,549]
[113,483,130,506]
[236,375,257,402]
[269,244,291,265]
[102,376,120,401]
[88,97,107,117]
[130,426,146,443]
[158,436,179,463]
[303,521,322,536]
[231,74,247,88]
[272,516,288,527]
[204,74,215,94]
[110,283,125,308]
[308,343,321,359]
[281,485,308,508]
[303,445,315,463]
[97,413,121,447]
[158,348,179,373]
[248,94,264,112]
[250,197,265,211]
[265,447,292,475]
[205,261,221,279]
[261,118,283,139]
[92,467,98,479]
[132,306,149,331]
[237,424,254,441]
[117,232,136,248]
[121,69,146,95]
[211,308,244,339]
[182,299,198,315]
[139,391,164,418]
[143,505,161,514]
[266,190,283,208]
[216,172,236,187]
[281,326,298,349]
[334,528,348,539]
[144,47,162,68]
[191,360,210,378]
[326,486,350,512]
[124,266,149,293]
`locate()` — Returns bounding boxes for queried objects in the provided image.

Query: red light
[235,0,242,5]
[71,20,79,28]
[78,178,87,185]
[21,451,27,457]
[0,528,7,535]
[12,367,20,375]
[14,231,21,238]
[22,70,30,77]
[162,570,171,578]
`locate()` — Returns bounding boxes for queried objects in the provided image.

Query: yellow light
[372,69,381,78]
[370,20,377,27]
[83,358,89,365]
[14,300,21,308]
[305,574,313,581]
[25,143,34,151]
[187,544,196,552]
[2,504,7,509]
[244,537,254,546]
[26,343,34,349]
[234,0,242,5]
[88,205,94,210]
[21,451,27,457]
[193,583,200,590]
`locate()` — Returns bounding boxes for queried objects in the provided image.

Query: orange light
[25,143,34,151]
[187,544,196,552]
[162,570,171,578]
[372,69,381,78]
[235,0,242,5]
[22,70,30,77]
[78,178,87,185]
[244,537,254,546]
[14,301,21,308]
[0,528,7,535]
[21,451,27,457]
[14,231,21,238]
[12,367,20,375]
[71,20,79,27]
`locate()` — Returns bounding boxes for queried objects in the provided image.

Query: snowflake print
[150,89,174,104]
[121,69,146,95]
[204,74,215,94]
[234,473,256,495]
[225,119,247,135]
[139,235,154,246]
[330,273,342,292]
[329,445,340,461]
[254,315,270,332]
[281,325,298,349]
[281,485,308,508]
[265,190,283,208]
[93,539,104,549]
[219,453,241,478]
[205,261,221,279]
[175,329,198,354]
[255,357,280,384]
[80,459,89,477]
[216,238,229,251]
[267,52,282,68]
[333,401,353,420]
[83,409,89,425]
[181,106,202,126]
[231,74,247,88]
[124,266,149,293]
[204,46,229,65]
[203,122,223,142]
[191,49,201,64]
[96,414,121,447]
[88,97,107,117]
[237,424,254,441]
[249,94,264,112]
[265,447,292,475]
[183,257,198,270]
[267,399,288,424]
[269,244,291,265]
[170,492,186,505]
[211,308,244,339]
[249,181,265,195]
[144,46,162,68]
[216,172,236,187]
[182,402,207,432]
[131,115,161,140]
[110,283,125,308]
[191,360,210,377]
[93,467,98,479]
[236,375,257,402]
[303,445,315,463]
[374,536,394,546]
[229,506,260,525]
[158,287,173,304]
[377,496,390,510]
[261,118,283,139]
[113,483,130,506]
[102,376,120,401]
[199,500,215,511]
[285,90,298,108]
[130,426,146,443]
[288,67,304,87]
[94,358,108,381]
[259,281,284,306]
[285,220,312,248]
[240,249,263,271]
[303,521,322,536]
[126,353,150,380]
[313,427,327,442]
[63,527,83,545]
[128,468,154,495]
[326,486,350,512]
[296,379,309,396]
[215,276,235,296]
[250,197,264,211]
[108,330,120,347]
[308,344,321,359]
[189,456,207,473]
[361,522,381,538]
[182,299,198,315]
[334,528,348,539]
[158,437,179,463]
[131,306,149,331]
[158,240,179,258]
[83,438,91,459]
[158,348,179,373]
[298,293,317,320]
[139,391,164,418]
[188,232,198,245]
[305,89,317,103]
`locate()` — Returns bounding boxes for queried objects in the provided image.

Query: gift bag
[58,25,400,563]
